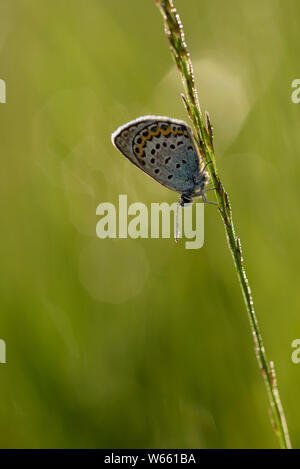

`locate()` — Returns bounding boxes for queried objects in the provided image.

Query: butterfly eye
[154,169,160,174]
[150,158,155,164]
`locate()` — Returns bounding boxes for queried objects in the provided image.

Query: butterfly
[111,116,215,208]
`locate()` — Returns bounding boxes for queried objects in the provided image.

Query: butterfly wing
[111,116,201,194]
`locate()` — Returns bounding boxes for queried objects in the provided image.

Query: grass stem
[155,0,291,449]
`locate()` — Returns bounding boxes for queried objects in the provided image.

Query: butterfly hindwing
[112,116,201,194]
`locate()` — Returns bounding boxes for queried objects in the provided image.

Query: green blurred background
[0,0,300,449]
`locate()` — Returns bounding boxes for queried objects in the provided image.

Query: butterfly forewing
[112,116,202,194]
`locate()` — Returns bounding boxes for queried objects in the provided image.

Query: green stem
[155,0,291,449]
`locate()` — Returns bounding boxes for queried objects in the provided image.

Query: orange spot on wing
[160,125,171,136]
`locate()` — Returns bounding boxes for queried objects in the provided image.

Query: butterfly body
[111,116,211,206]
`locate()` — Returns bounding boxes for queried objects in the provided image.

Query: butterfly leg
[201,194,218,205]
[191,191,217,205]
[201,160,214,171]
